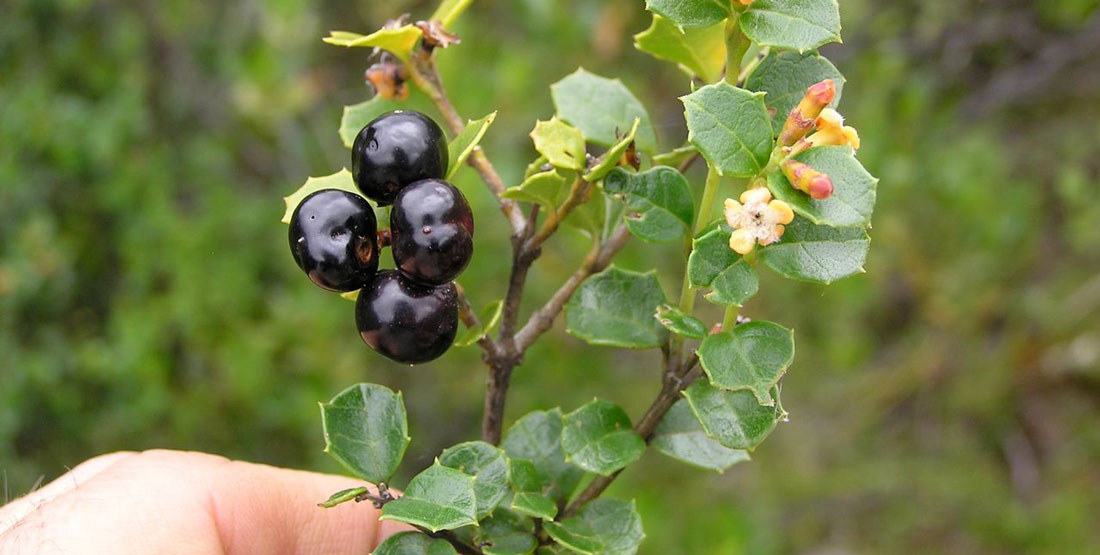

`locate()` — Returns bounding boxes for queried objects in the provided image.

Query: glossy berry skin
[352,110,448,206]
[288,189,379,292]
[355,271,458,364]
[390,179,474,286]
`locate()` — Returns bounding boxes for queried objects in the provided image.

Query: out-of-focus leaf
[645,0,731,29]
[551,68,657,152]
[478,511,538,555]
[318,486,369,508]
[430,0,475,28]
[323,26,424,63]
[634,15,726,83]
[454,300,503,347]
[281,169,363,224]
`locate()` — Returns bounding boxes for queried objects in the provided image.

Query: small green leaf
[766,146,877,228]
[683,381,785,451]
[430,0,475,28]
[758,217,869,284]
[448,112,497,180]
[543,520,602,555]
[651,145,697,168]
[687,226,760,306]
[478,511,538,555]
[320,384,409,484]
[501,409,583,503]
[634,15,726,83]
[583,118,640,182]
[545,499,644,555]
[566,266,669,349]
[645,0,731,29]
[454,300,504,348]
[318,486,369,508]
[531,117,586,171]
[654,305,707,340]
[744,51,845,130]
[740,0,842,54]
[652,399,750,473]
[562,187,607,238]
[323,26,424,63]
[381,461,478,532]
[282,169,363,224]
[502,170,570,209]
[604,166,693,243]
[439,441,510,519]
[561,399,645,476]
[681,83,773,177]
[507,458,558,520]
[551,68,657,152]
[698,321,795,405]
[372,531,458,555]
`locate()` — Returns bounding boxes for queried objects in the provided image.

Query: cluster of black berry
[288,111,474,365]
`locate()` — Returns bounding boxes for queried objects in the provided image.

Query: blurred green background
[3,0,1100,552]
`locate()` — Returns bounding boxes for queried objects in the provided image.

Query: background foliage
[3,0,1100,552]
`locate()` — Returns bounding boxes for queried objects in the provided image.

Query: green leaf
[566,266,669,349]
[583,118,639,182]
[501,409,583,503]
[545,499,644,555]
[687,226,760,306]
[551,68,657,152]
[507,458,558,520]
[651,399,750,473]
[381,461,478,532]
[543,519,602,555]
[744,51,844,129]
[531,117,586,171]
[282,169,364,224]
[562,187,607,238]
[430,0,475,28]
[654,304,707,340]
[561,399,645,476]
[502,170,570,209]
[318,486,369,508]
[758,217,869,284]
[766,146,877,228]
[603,166,693,243]
[454,300,504,347]
[323,26,424,63]
[478,511,538,555]
[740,0,842,54]
[651,145,697,167]
[372,531,458,555]
[683,381,785,451]
[681,83,773,177]
[698,321,795,405]
[448,112,497,180]
[320,383,409,484]
[634,15,726,83]
[645,0,731,29]
[439,441,510,519]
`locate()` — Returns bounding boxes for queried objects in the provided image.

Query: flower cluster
[724,187,794,255]
[774,79,862,201]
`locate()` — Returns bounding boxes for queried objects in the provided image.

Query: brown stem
[526,177,590,251]
[676,151,700,174]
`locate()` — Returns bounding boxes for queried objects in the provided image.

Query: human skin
[0,449,408,554]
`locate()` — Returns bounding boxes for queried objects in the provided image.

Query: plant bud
[778,79,836,147]
[782,159,834,200]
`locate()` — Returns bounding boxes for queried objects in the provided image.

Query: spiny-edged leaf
[645,0,731,29]
[339,90,438,148]
[654,304,707,340]
[502,170,570,209]
[282,169,363,224]
[634,15,726,83]
[651,145,697,167]
[545,499,645,555]
[372,531,458,555]
[744,51,844,130]
[566,266,669,349]
[507,458,558,520]
[430,0,474,28]
[740,0,842,54]
[381,461,478,532]
[583,118,640,182]
[439,441,509,519]
[501,409,583,503]
[448,112,497,180]
[320,383,409,484]
[318,486,369,508]
[531,117,586,170]
[561,399,645,476]
[604,166,693,243]
[652,399,750,473]
[683,381,785,451]
[766,146,877,228]
[477,511,538,555]
[454,300,504,348]
[758,217,869,284]
[698,321,795,405]
[525,155,550,179]
[687,226,760,306]
[562,187,607,238]
[681,83,773,177]
[551,68,657,152]
[323,26,424,63]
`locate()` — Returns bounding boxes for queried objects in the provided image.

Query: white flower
[723,188,795,255]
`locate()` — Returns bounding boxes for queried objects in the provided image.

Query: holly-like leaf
[507,458,558,520]
[681,83,773,177]
[323,26,424,63]
[381,461,478,532]
[545,499,644,555]
[697,321,795,405]
[651,399,750,473]
[561,399,646,476]
[744,51,845,130]
[687,226,760,306]
[583,118,640,182]
[448,112,497,180]
[566,266,669,349]
[281,169,364,224]
[758,217,869,284]
[502,170,570,209]
[477,511,538,555]
[318,486,369,509]
[531,117,586,171]
[739,0,842,54]
[501,409,583,503]
[551,68,657,152]
[439,441,510,519]
[634,15,726,83]
[454,300,504,348]
[372,531,458,555]
[430,0,475,28]
[766,146,877,228]
[683,381,785,451]
[604,166,693,243]
[320,383,409,484]
[654,304,707,340]
[645,0,731,29]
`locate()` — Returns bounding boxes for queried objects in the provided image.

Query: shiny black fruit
[390,179,474,285]
[352,110,448,206]
[288,189,379,292]
[355,271,459,364]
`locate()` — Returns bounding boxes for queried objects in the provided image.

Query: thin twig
[526,177,591,251]
[676,151,700,174]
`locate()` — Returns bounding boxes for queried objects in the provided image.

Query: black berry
[390,179,474,286]
[355,271,459,364]
[352,110,448,206]
[288,189,379,292]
